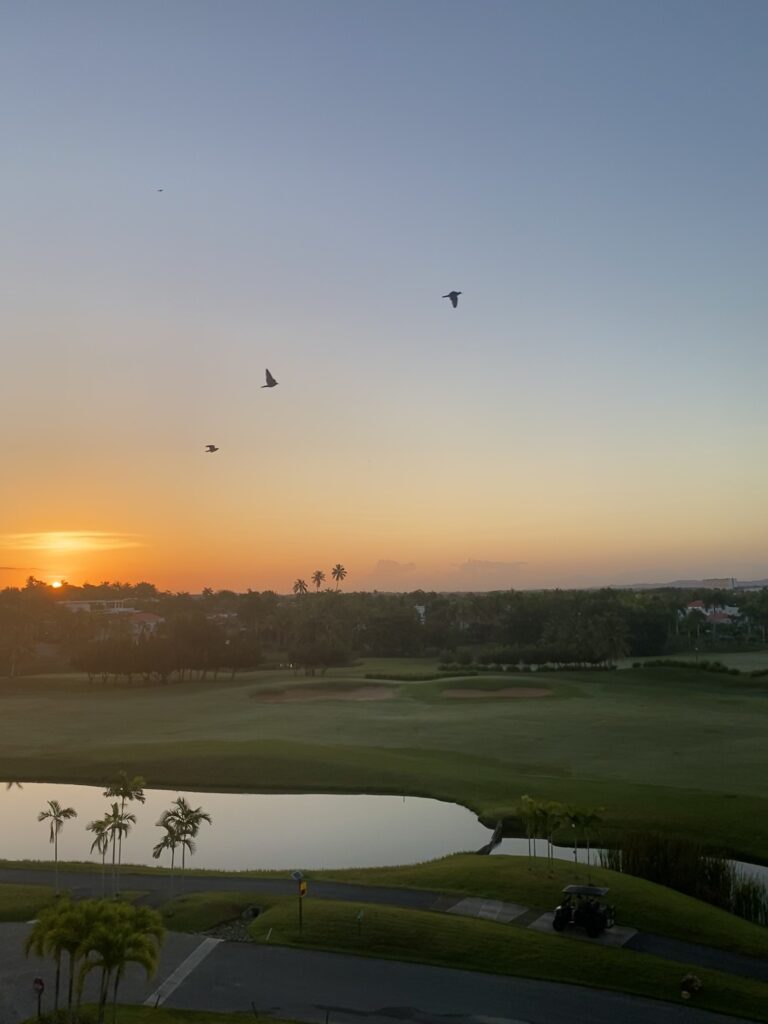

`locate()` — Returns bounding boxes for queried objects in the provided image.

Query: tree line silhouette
[2,575,768,680]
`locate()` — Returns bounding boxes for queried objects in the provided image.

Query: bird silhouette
[262,369,279,388]
[205,445,219,453]
[157,188,164,192]
[443,291,461,308]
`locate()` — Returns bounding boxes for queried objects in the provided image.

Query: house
[61,599,134,614]
[128,612,164,638]
[684,600,740,623]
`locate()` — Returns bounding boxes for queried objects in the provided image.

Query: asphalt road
[1,867,766,983]
[1,867,767,1024]
[0,923,758,1024]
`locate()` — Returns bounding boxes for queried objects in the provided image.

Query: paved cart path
[0,923,760,1024]
[0,866,766,984]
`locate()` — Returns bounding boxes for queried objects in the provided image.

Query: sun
[50,580,63,589]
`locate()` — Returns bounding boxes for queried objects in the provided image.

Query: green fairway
[3,659,768,859]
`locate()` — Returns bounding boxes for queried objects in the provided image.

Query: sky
[1,0,767,593]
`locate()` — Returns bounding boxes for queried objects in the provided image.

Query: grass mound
[318,855,768,959]
[248,895,768,1021]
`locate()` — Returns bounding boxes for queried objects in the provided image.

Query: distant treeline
[1,577,768,679]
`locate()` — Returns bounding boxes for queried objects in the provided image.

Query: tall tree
[78,902,164,1024]
[103,802,136,896]
[292,579,308,596]
[157,796,212,887]
[86,816,111,897]
[103,772,146,881]
[331,563,347,591]
[152,820,181,896]
[37,799,77,894]
[25,903,64,1011]
[311,570,326,593]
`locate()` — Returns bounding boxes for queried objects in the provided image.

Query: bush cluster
[633,658,741,675]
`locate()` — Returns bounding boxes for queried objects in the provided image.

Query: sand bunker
[443,687,552,699]
[254,686,396,703]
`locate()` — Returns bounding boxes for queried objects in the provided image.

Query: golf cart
[552,885,615,938]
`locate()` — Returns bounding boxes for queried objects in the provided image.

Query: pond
[5,782,767,883]
[491,837,768,886]
[1,782,491,870]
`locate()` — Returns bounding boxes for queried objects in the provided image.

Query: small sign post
[33,978,44,1020]
[291,871,307,933]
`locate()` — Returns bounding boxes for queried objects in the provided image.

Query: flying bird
[156,188,164,192]
[262,369,279,388]
[205,445,219,453]
[443,291,462,308]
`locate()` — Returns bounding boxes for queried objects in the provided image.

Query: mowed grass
[247,896,768,1022]
[0,881,55,920]
[161,890,261,931]
[22,1009,295,1024]
[319,855,768,959]
[3,659,768,858]
[153,856,768,959]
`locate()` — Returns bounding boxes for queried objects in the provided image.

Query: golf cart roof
[562,885,609,897]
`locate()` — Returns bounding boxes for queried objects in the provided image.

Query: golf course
[2,656,768,863]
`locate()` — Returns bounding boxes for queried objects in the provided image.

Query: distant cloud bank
[2,531,144,552]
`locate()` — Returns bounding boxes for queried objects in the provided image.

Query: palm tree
[157,796,212,888]
[78,901,164,1024]
[37,799,77,894]
[25,898,99,1014]
[311,570,326,593]
[561,806,585,865]
[152,821,181,896]
[86,816,111,897]
[25,903,64,1011]
[542,800,565,863]
[580,807,604,870]
[331,563,347,591]
[519,794,540,861]
[103,802,136,896]
[53,899,101,1015]
[103,772,146,879]
[292,579,308,596]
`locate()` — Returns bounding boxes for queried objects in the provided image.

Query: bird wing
[265,369,277,386]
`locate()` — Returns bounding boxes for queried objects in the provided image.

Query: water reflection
[1,783,489,870]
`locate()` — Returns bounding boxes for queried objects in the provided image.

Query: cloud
[0,566,40,571]
[2,532,144,553]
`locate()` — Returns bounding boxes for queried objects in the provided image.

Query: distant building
[61,599,134,614]
[684,600,740,623]
[128,612,164,638]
